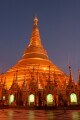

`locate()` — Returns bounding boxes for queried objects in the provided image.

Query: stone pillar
[56,95,58,106]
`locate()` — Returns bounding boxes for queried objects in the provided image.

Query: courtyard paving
[0,109,80,120]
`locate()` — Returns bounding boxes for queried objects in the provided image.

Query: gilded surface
[1,17,68,89]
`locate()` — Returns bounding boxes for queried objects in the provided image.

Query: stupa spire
[34,16,38,26]
[22,17,48,60]
[78,69,80,86]
[68,66,74,85]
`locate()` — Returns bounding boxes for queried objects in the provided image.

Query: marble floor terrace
[0,109,80,120]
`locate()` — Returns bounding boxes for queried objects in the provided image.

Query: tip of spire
[34,16,38,26]
[78,68,80,73]
[69,66,71,72]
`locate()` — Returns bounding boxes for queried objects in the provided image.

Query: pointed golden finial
[69,66,71,72]
[69,66,72,78]
[34,16,38,26]
[78,68,80,74]
[78,68,80,79]
[78,68,80,85]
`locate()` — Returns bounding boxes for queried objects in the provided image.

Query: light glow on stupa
[1,17,68,89]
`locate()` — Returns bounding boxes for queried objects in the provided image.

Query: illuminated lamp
[3,96,5,100]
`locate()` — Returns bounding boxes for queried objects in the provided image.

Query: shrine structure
[0,17,80,108]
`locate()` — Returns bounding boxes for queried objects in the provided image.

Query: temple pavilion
[0,17,80,108]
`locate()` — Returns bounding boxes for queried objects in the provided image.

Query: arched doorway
[47,94,54,106]
[29,94,35,106]
[70,93,77,105]
[9,94,15,105]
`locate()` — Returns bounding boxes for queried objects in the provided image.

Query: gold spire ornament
[34,16,38,26]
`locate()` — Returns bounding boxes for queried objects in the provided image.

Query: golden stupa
[2,17,68,89]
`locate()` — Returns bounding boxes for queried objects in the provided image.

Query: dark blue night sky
[0,0,80,81]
